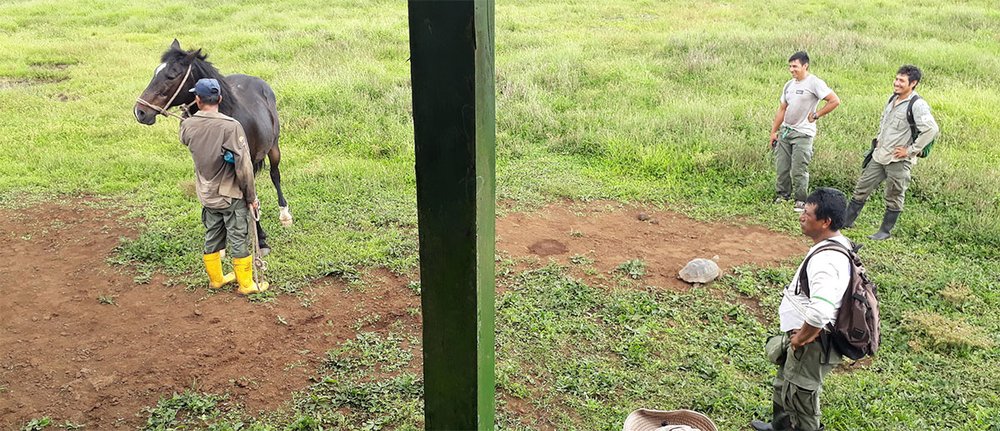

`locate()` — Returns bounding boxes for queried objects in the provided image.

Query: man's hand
[251,198,260,213]
[790,324,822,350]
[893,146,909,158]
[807,112,819,123]
[769,132,778,148]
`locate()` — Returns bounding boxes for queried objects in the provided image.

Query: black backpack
[797,240,881,360]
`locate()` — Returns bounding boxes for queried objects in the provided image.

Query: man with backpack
[751,188,853,431]
[844,65,940,240]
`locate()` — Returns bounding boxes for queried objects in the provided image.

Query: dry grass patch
[939,281,976,308]
[903,310,995,351]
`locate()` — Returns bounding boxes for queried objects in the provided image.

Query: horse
[134,39,292,254]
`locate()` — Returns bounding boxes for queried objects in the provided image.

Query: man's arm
[791,323,822,349]
[770,102,788,146]
[809,91,840,122]
[792,251,851,349]
[227,123,257,206]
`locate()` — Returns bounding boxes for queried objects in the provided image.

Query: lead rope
[248,204,268,287]
[135,64,194,121]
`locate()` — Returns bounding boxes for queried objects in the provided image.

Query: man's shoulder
[193,111,239,123]
[807,237,853,263]
[910,94,933,113]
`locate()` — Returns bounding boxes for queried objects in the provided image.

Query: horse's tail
[253,158,266,176]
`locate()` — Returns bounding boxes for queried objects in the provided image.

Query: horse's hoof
[279,206,293,226]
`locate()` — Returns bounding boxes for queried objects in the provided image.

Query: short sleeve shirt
[780,75,832,137]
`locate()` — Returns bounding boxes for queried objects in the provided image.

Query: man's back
[180,111,246,209]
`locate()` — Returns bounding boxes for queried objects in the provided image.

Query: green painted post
[407,0,495,429]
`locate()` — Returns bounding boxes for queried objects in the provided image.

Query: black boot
[750,420,775,430]
[868,210,901,240]
[844,199,865,229]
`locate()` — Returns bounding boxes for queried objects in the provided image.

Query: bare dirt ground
[497,201,807,290]
[0,199,806,429]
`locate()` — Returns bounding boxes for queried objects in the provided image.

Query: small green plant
[569,254,593,265]
[615,259,646,279]
[569,229,584,237]
[97,295,117,306]
[143,391,224,430]
[132,271,153,285]
[352,313,383,331]
[21,417,51,431]
[406,280,421,295]
[60,421,85,430]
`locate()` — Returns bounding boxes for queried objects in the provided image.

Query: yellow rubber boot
[203,252,236,289]
[233,255,269,295]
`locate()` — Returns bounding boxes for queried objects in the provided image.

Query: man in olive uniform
[180,78,268,294]
[844,65,939,240]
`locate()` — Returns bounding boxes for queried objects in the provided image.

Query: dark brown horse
[134,40,291,253]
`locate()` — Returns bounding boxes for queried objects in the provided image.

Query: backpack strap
[795,239,854,298]
[906,95,922,143]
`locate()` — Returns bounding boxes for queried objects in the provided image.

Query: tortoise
[679,257,721,284]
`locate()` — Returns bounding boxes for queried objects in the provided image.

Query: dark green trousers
[202,199,250,258]
[768,333,842,431]
[774,127,815,202]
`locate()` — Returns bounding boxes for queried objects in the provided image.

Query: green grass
[3,0,999,429]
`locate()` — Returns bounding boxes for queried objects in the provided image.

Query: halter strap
[136,63,194,121]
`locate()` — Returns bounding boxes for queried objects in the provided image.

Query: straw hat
[622,408,718,431]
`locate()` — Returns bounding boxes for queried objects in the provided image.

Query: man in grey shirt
[844,65,940,240]
[769,51,841,212]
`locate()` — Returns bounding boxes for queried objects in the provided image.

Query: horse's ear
[184,48,203,62]
[170,39,181,50]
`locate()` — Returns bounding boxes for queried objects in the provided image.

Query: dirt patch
[0,202,420,429]
[527,239,569,257]
[497,201,808,290]
[0,76,68,89]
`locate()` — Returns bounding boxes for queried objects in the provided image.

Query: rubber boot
[233,255,269,295]
[203,251,235,289]
[868,210,901,241]
[750,420,774,431]
[844,199,865,229]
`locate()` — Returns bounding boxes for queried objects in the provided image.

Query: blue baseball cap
[189,78,221,97]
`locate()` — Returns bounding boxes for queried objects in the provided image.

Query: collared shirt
[778,235,852,333]
[780,74,832,137]
[179,111,256,209]
[872,92,940,166]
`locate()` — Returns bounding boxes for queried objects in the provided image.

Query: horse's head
[133,39,204,125]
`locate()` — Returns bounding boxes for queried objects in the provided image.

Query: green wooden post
[407,0,495,429]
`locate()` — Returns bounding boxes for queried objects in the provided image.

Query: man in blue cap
[180,78,267,295]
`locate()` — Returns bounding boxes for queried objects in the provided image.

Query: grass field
[1,0,999,429]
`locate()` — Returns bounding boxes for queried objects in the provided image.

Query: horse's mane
[161,46,236,114]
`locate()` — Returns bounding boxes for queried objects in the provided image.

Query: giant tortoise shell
[678,258,720,284]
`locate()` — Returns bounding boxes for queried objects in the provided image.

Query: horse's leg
[255,218,270,256]
[269,145,292,226]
